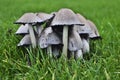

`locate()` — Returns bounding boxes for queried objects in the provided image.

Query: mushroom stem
[62,26,68,58]
[28,24,36,48]
[52,47,60,58]
[82,38,90,54]
[47,46,52,57]
[75,49,83,59]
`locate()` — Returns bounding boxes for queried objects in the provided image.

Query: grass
[0,0,120,79]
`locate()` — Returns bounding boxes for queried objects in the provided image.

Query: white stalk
[62,26,68,58]
[28,24,36,48]
[75,49,83,59]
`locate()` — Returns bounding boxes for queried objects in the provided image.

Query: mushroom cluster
[15,8,101,59]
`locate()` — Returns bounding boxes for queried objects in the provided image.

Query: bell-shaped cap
[74,13,92,34]
[38,27,53,48]
[68,30,83,51]
[76,13,87,24]
[36,12,54,21]
[73,24,91,35]
[17,34,31,46]
[87,20,101,39]
[47,32,62,45]
[15,24,29,35]
[51,8,84,26]
[15,13,43,24]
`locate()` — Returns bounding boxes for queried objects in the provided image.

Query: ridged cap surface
[51,8,84,26]
[15,13,43,24]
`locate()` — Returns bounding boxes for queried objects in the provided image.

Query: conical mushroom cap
[74,13,92,34]
[76,13,87,24]
[36,12,53,21]
[15,24,29,35]
[51,8,84,26]
[38,27,52,48]
[47,32,62,45]
[68,30,83,51]
[87,20,101,39]
[17,34,31,46]
[15,13,43,24]
[73,24,91,34]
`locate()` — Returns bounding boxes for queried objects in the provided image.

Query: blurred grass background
[0,0,120,80]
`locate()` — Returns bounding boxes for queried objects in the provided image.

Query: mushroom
[87,20,101,39]
[17,34,31,46]
[47,31,62,58]
[74,13,91,56]
[38,27,62,58]
[51,8,84,58]
[15,24,29,35]
[68,28,83,59]
[15,13,43,48]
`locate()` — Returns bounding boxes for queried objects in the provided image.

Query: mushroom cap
[38,27,53,48]
[17,34,31,46]
[15,13,43,24]
[73,24,91,34]
[36,12,54,21]
[74,13,92,34]
[47,32,62,45]
[51,8,84,26]
[76,13,87,24]
[87,20,101,39]
[15,24,29,35]
[68,30,83,51]
[38,27,62,48]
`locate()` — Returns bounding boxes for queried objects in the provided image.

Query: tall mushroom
[51,8,84,58]
[15,13,44,48]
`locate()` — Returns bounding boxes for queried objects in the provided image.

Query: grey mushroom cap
[38,27,53,48]
[15,24,29,35]
[74,13,92,34]
[17,34,31,46]
[87,20,101,39]
[47,32,62,45]
[39,27,62,48]
[68,30,83,51]
[51,8,84,26]
[76,13,87,24]
[36,12,54,21]
[73,24,91,35]
[15,13,43,24]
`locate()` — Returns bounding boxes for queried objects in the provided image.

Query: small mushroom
[17,34,31,46]
[87,20,101,39]
[68,29,83,59]
[39,27,52,48]
[74,13,90,55]
[15,24,29,35]
[38,27,62,58]
[51,8,84,58]
[15,13,43,48]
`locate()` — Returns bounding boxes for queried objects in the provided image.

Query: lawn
[0,0,120,80]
